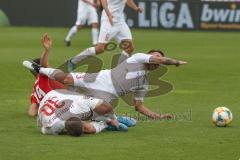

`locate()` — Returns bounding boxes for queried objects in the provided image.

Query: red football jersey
[30,75,64,105]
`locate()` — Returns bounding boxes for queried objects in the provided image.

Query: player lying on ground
[24,35,187,120]
[27,35,65,117]
[38,88,125,136]
[25,34,136,136]
[65,0,101,46]
[66,0,143,71]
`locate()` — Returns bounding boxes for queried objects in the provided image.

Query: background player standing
[67,0,143,70]
[64,0,100,46]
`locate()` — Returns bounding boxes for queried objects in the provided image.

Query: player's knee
[63,74,74,86]
[92,23,98,28]
[95,44,105,54]
[102,102,114,113]
[121,40,134,54]
[65,117,83,137]
[126,45,134,54]
[94,102,113,115]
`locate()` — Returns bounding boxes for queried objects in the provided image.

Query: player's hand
[158,114,174,119]
[107,118,119,128]
[107,13,114,26]
[152,113,174,120]
[135,7,143,13]
[176,60,188,67]
[42,34,52,51]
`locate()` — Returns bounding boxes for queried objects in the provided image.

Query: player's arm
[134,100,161,119]
[28,103,38,117]
[101,0,113,25]
[149,55,187,67]
[40,34,52,68]
[134,100,172,120]
[127,0,143,13]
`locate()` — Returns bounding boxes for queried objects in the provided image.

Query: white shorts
[70,71,118,103]
[71,71,117,96]
[38,89,102,135]
[76,6,98,26]
[98,20,132,44]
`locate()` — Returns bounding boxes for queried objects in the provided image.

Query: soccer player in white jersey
[38,89,118,136]
[26,47,187,120]
[24,34,134,136]
[66,0,143,70]
[64,0,100,46]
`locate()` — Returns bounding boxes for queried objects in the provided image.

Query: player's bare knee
[92,23,98,28]
[102,102,114,113]
[125,45,134,54]
[94,102,113,115]
[63,74,74,86]
[95,44,105,54]
[121,40,134,54]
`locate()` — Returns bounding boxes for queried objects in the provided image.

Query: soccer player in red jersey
[28,34,64,117]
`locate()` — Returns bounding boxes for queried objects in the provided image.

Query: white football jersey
[101,0,127,23]
[38,89,101,128]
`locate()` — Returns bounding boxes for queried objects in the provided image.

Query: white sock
[91,28,99,45]
[118,50,130,64]
[39,68,57,80]
[65,26,78,41]
[71,47,96,64]
[90,121,108,134]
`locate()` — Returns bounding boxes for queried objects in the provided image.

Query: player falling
[24,36,187,120]
[64,0,100,46]
[24,34,137,136]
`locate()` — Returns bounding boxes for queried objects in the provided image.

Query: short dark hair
[148,50,165,57]
[65,117,83,137]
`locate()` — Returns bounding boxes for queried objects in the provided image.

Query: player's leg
[88,8,99,46]
[115,23,134,64]
[91,101,114,116]
[69,44,104,65]
[64,8,87,46]
[91,23,99,46]
[67,21,116,70]
[23,60,72,86]
[64,24,83,46]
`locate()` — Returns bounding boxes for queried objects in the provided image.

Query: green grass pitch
[0,27,240,160]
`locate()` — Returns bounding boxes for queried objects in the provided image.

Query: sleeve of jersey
[133,86,148,102]
[132,53,152,63]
